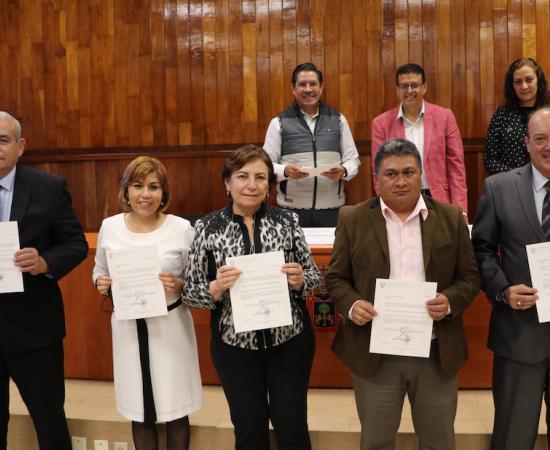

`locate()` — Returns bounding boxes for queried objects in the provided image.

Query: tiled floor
[8,379,547,434]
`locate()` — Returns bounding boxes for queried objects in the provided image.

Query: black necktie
[542,181,550,241]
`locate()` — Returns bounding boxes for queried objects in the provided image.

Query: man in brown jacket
[326,138,480,450]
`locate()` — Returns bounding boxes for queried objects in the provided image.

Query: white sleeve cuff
[348,299,362,320]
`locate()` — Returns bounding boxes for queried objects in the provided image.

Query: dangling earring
[266,192,270,198]
[226,191,230,196]
[160,201,165,206]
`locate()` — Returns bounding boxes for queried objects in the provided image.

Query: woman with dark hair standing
[484,57,550,174]
[183,144,321,450]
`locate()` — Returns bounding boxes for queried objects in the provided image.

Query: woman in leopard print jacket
[183,144,321,450]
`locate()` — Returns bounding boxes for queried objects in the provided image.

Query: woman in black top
[484,58,550,174]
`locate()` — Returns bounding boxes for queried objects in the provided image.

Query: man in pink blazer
[371,63,468,216]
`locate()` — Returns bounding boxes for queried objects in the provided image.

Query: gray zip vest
[278,102,344,209]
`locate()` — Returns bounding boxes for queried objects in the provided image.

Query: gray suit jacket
[327,195,480,380]
[472,163,550,363]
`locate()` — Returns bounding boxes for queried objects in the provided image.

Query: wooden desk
[62,234,493,388]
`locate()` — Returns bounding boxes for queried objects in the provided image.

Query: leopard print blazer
[182,202,321,350]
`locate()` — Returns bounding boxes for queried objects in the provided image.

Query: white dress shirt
[349,196,429,319]
[532,165,550,225]
[398,102,428,189]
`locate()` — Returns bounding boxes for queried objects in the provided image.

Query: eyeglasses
[397,82,424,91]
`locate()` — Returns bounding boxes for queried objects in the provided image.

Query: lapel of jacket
[422,101,432,162]
[419,194,436,273]
[10,165,32,223]
[516,164,546,241]
[367,197,390,264]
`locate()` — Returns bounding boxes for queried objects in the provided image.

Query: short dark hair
[119,156,171,213]
[222,144,277,190]
[291,62,324,86]
[374,139,423,176]
[504,58,550,109]
[395,63,426,85]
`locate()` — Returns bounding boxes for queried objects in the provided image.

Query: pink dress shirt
[348,196,429,319]
[380,196,428,281]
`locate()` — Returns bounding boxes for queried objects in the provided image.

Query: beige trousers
[352,350,458,450]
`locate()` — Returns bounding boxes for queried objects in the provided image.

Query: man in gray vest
[263,62,360,227]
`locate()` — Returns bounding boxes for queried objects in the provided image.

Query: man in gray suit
[472,106,550,449]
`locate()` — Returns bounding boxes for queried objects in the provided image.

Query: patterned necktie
[542,181,550,241]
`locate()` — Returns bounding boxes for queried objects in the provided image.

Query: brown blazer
[326,195,480,380]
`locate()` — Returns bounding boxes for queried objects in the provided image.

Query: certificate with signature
[369,279,436,358]
[527,242,550,322]
[106,245,168,320]
[227,251,292,333]
[0,221,24,294]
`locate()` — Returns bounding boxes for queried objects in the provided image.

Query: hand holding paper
[13,247,48,275]
[281,262,304,291]
[369,279,436,358]
[210,265,241,300]
[320,165,346,181]
[350,300,377,326]
[159,272,183,295]
[95,275,112,296]
[426,293,450,321]
[284,163,309,180]
[300,164,341,178]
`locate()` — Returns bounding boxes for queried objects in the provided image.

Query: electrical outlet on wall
[71,436,86,450]
[94,439,109,450]
[113,443,128,450]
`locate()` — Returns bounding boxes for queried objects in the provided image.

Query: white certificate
[106,245,168,320]
[369,279,436,358]
[300,164,340,178]
[526,242,550,322]
[0,221,24,294]
[227,251,292,332]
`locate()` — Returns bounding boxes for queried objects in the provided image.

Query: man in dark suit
[326,138,480,450]
[0,111,88,450]
[472,106,550,449]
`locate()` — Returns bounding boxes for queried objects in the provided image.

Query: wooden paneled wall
[0,2,506,388]
[2,1,550,149]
